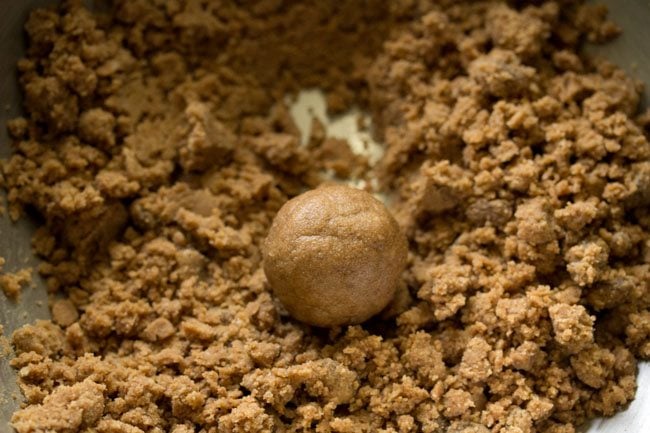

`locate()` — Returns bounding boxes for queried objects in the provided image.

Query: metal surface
[0,1,57,427]
[0,0,649,431]
[582,3,650,431]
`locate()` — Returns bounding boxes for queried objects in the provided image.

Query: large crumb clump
[0,262,33,301]
[1,1,649,433]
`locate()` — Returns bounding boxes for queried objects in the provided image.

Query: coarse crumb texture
[1,1,650,432]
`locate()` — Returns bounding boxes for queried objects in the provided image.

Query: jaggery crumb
[1,1,650,432]
[0,324,11,359]
[78,108,116,150]
[312,137,369,179]
[51,299,79,327]
[549,303,595,352]
[11,379,105,433]
[0,267,33,300]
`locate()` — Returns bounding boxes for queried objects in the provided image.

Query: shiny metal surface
[0,0,649,431]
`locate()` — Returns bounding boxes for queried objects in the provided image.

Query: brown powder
[1,1,649,433]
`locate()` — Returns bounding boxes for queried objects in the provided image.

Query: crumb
[11,380,105,433]
[0,324,12,358]
[549,303,595,353]
[0,267,32,300]
[313,137,369,179]
[51,299,79,327]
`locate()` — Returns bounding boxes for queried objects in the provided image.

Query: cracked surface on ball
[263,184,407,327]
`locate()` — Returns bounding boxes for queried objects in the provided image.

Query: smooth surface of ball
[263,184,407,327]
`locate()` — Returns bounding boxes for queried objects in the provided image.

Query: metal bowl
[1,1,649,431]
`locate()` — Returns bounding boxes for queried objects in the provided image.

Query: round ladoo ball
[262,184,408,327]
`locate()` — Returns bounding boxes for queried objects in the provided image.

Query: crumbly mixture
[2,1,650,432]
